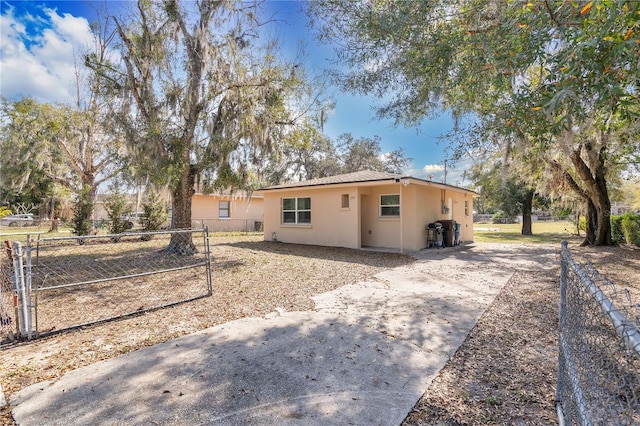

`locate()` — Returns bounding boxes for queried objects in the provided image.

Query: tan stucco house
[258,170,477,252]
[191,191,264,232]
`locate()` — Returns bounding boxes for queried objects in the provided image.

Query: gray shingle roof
[260,170,407,190]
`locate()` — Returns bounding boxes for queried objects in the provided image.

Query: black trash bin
[426,223,443,248]
[438,220,456,247]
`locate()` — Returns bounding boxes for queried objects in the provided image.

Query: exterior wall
[401,184,422,251]
[191,194,264,232]
[401,184,475,251]
[359,184,403,249]
[450,191,474,242]
[262,187,360,249]
[262,181,476,252]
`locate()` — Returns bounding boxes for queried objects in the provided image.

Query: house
[93,193,142,222]
[257,170,477,252]
[191,191,264,232]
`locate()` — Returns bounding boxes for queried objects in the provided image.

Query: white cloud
[406,158,477,189]
[423,163,445,174]
[0,6,94,105]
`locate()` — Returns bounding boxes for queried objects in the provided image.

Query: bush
[0,206,11,218]
[621,212,640,246]
[578,217,586,232]
[105,189,131,237]
[72,186,94,239]
[611,215,625,244]
[140,191,168,240]
[491,211,515,224]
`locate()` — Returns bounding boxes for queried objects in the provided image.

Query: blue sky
[0,0,471,185]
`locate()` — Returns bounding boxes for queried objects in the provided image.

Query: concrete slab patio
[10,243,557,425]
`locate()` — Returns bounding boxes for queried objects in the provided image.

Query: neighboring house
[93,193,140,222]
[257,170,477,252]
[191,191,264,232]
[611,201,633,216]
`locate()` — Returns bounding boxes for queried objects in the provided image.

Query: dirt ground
[0,235,413,424]
[403,242,640,425]
[1,236,639,425]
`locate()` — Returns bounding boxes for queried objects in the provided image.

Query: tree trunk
[582,199,598,246]
[521,189,534,236]
[579,183,612,246]
[48,197,58,233]
[166,162,197,255]
[567,143,613,247]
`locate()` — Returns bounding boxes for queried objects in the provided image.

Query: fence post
[556,241,568,424]
[12,241,33,340]
[204,227,213,296]
[26,235,37,338]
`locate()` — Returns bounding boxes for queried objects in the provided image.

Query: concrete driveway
[10,243,557,425]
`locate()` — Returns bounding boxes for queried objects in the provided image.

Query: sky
[0,0,472,186]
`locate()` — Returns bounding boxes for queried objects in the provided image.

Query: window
[380,194,400,217]
[219,200,230,218]
[341,194,350,209]
[282,197,311,224]
[465,200,469,216]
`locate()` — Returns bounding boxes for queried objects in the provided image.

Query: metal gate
[6,228,212,340]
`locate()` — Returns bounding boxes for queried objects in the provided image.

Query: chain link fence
[2,229,212,341]
[558,241,640,425]
[191,218,263,233]
[1,241,16,340]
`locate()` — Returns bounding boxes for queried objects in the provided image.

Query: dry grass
[403,243,640,425]
[403,269,560,425]
[0,234,413,424]
[2,236,639,425]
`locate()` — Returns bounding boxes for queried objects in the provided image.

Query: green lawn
[473,220,583,244]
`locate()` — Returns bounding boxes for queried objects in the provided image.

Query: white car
[0,214,35,227]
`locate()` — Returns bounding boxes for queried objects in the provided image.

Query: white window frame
[380,194,400,217]
[219,200,230,218]
[282,197,311,224]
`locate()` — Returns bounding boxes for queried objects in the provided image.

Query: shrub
[491,211,515,224]
[578,217,586,232]
[105,189,131,237]
[611,215,625,244]
[72,186,94,239]
[621,212,640,246]
[0,206,11,218]
[140,192,168,240]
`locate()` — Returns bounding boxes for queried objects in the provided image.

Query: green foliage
[491,211,515,224]
[98,1,316,238]
[0,98,61,208]
[0,206,11,218]
[553,208,573,221]
[140,191,168,234]
[105,188,131,236]
[610,215,624,244]
[328,133,412,176]
[621,213,640,246]
[469,160,536,221]
[310,0,640,245]
[71,186,94,238]
[578,217,586,232]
